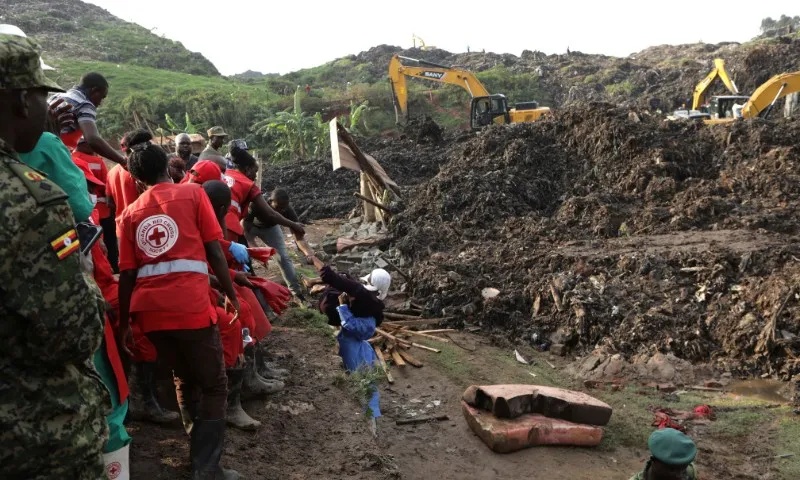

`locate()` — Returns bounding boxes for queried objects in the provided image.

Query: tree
[251,86,329,163]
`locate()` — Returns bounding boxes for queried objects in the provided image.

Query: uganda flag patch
[50,228,80,260]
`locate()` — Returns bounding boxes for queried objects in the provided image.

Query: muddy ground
[129,219,800,480]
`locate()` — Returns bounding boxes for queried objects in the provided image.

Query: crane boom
[389,55,490,122]
[692,58,739,110]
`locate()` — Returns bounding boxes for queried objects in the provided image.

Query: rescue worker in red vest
[202,171,286,397]
[106,130,148,272]
[202,180,278,431]
[116,131,241,479]
[72,136,119,267]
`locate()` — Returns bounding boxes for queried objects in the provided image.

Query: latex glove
[249,277,291,315]
[248,247,276,265]
[229,242,249,264]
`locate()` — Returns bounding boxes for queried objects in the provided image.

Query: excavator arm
[389,55,490,124]
[742,70,800,118]
[692,58,739,110]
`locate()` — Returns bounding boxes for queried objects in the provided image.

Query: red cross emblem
[107,461,122,479]
[147,226,168,246]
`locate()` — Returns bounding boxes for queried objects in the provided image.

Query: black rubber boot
[242,346,284,396]
[190,419,240,479]
[225,368,261,431]
[255,343,288,380]
[129,362,179,424]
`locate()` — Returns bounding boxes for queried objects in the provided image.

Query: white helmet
[0,24,54,70]
[361,269,391,300]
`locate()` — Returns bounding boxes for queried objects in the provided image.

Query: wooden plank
[390,348,406,367]
[375,328,412,347]
[383,318,451,328]
[412,342,441,353]
[384,312,424,320]
[354,192,394,213]
[398,329,450,343]
[396,415,449,426]
[416,329,457,335]
[397,349,423,367]
[373,344,394,384]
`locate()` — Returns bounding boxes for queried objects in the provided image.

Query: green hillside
[1,0,219,75]
[49,59,276,141]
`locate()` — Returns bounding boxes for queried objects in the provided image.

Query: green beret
[648,428,697,466]
[0,34,63,92]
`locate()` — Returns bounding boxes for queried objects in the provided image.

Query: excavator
[670,58,747,120]
[693,58,741,111]
[411,34,436,51]
[705,70,800,124]
[388,55,550,129]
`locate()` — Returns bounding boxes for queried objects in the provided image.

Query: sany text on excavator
[388,55,550,129]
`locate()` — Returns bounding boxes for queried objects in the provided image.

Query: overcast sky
[85,0,797,76]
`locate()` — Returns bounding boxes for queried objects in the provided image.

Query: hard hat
[0,24,54,70]
[361,269,391,300]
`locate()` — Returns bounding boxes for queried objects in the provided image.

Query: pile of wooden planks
[369,313,455,384]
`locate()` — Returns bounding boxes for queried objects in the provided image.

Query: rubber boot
[129,362,179,424]
[255,344,288,380]
[225,368,261,431]
[242,346,284,396]
[103,444,130,480]
[189,419,240,480]
[179,405,195,436]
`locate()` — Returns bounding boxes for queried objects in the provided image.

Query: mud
[391,104,800,378]
[261,132,462,220]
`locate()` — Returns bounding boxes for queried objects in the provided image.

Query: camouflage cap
[207,126,228,138]
[0,34,64,92]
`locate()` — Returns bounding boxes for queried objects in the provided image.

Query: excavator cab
[708,95,750,119]
[471,95,511,129]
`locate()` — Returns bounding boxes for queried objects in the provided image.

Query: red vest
[224,169,258,221]
[117,183,223,332]
[73,151,111,219]
[107,164,140,219]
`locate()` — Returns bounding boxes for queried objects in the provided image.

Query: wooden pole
[354,192,393,213]
[373,344,394,384]
[360,172,376,222]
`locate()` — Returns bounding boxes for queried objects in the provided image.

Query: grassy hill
[0,0,219,75]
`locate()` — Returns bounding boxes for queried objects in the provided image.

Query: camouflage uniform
[0,34,109,479]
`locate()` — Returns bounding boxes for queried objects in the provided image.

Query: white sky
[85,0,797,76]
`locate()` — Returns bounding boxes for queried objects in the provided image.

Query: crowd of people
[0,29,395,480]
[0,28,705,480]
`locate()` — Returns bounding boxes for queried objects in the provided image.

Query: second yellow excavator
[389,55,550,129]
[705,70,800,124]
[692,58,740,111]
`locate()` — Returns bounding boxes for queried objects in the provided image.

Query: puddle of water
[726,379,789,403]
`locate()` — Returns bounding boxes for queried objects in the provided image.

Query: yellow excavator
[705,70,800,124]
[670,58,746,120]
[693,58,740,111]
[388,54,550,129]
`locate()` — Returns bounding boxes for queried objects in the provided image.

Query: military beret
[0,34,63,92]
[648,428,697,466]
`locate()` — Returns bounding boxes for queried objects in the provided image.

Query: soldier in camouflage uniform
[0,34,109,479]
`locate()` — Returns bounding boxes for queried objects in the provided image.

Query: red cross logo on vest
[136,214,179,258]
[106,461,122,479]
